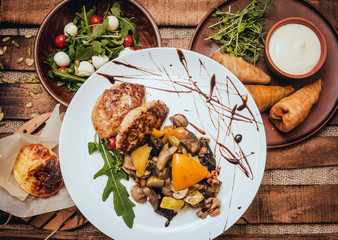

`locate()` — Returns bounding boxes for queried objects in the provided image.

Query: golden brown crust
[245,85,295,113]
[269,79,323,132]
[92,82,146,139]
[13,144,63,197]
[116,100,169,152]
[210,52,271,84]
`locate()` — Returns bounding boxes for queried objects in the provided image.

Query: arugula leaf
[86,6,96,24]
[88,19,108,42]
[68,42,76,59]
[111,2,121,18]
[75,46,101,61]
[50,64,86,82]
[57,81,65,86]
[93,138,135,229]
[105,45,123,59]
[65,81,80,92]
[119,17,138,39]
[88,142,98,154]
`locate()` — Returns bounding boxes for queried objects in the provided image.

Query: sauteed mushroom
[180,131,200,154]
[149,134,164,156]
[147,188,160,210]
[200,138,216,172]
[169,114,189,127]
[157,146,177,170]
[196,197,221,219]
[130,184,147,203]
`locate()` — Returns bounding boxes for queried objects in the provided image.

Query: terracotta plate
[35,0,161,107]
[189,0,338,148]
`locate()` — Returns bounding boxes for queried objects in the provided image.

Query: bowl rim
[265,17,327,79]
[34,0,162,107]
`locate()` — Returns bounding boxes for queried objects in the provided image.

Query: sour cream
[269,23,321,75]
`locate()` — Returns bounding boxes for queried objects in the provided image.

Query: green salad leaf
[50,63,86,83]
[88,19,109,42]
[89,137,136,229]
[111,2,122,18]
[119,17,138,39]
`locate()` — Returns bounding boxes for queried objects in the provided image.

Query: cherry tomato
[58,66,67,72]
[107,137,116,150]
[123,35,134,47]
[90,15,103,25]
[54,34,67,48]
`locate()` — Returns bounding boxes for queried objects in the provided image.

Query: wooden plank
[0,0,62,26]
[1,186,336,226]
[217,234,338,240]
[162,38,191,49]
[0,83,67,120]
[0,229,337,240]
[0,36,35,71]
[241,185,338,224]
[0,0,336,27]
[266,136,338,169]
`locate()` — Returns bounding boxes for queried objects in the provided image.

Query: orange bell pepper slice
[170,127,186,140]
[152,128,169,138]
[172,154,210,191]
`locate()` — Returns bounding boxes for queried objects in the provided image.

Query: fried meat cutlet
[116,100,169,152]
[92,82,145,139]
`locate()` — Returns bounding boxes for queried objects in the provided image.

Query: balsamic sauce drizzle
[112,60,161,76]
[189,122,206,135]
[207,74,216,103]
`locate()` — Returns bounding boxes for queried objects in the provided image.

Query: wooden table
[0,0,337,239]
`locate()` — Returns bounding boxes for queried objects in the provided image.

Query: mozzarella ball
[107,16,119,31]
[54,52,70,67]
[64,22,78,36]
[76,61,95,76]
[119,47,134,57]
[92,55,109,69]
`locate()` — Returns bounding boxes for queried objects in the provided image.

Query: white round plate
[59,47,266,240]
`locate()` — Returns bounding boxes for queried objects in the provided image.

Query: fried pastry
[210,52,271,84]
[245,85,295,113]
[92,82,145,139]
[269,79,323,132]
[13,144,63,197]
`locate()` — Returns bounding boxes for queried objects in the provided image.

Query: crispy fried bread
[116,100,169,152]
[92,82,145,139]
[13,144,63,197]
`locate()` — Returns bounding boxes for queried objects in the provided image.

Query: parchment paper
[0,104,75,217]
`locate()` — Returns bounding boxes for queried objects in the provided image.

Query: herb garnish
[206,0,275,64]
[88,135,135,228]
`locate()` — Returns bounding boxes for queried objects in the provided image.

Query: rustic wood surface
[0,0,337,239]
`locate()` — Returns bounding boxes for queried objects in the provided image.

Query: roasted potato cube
[146,175,164,188]
[160,196,185,210]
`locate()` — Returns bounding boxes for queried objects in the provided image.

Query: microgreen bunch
[206,0,275,64]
